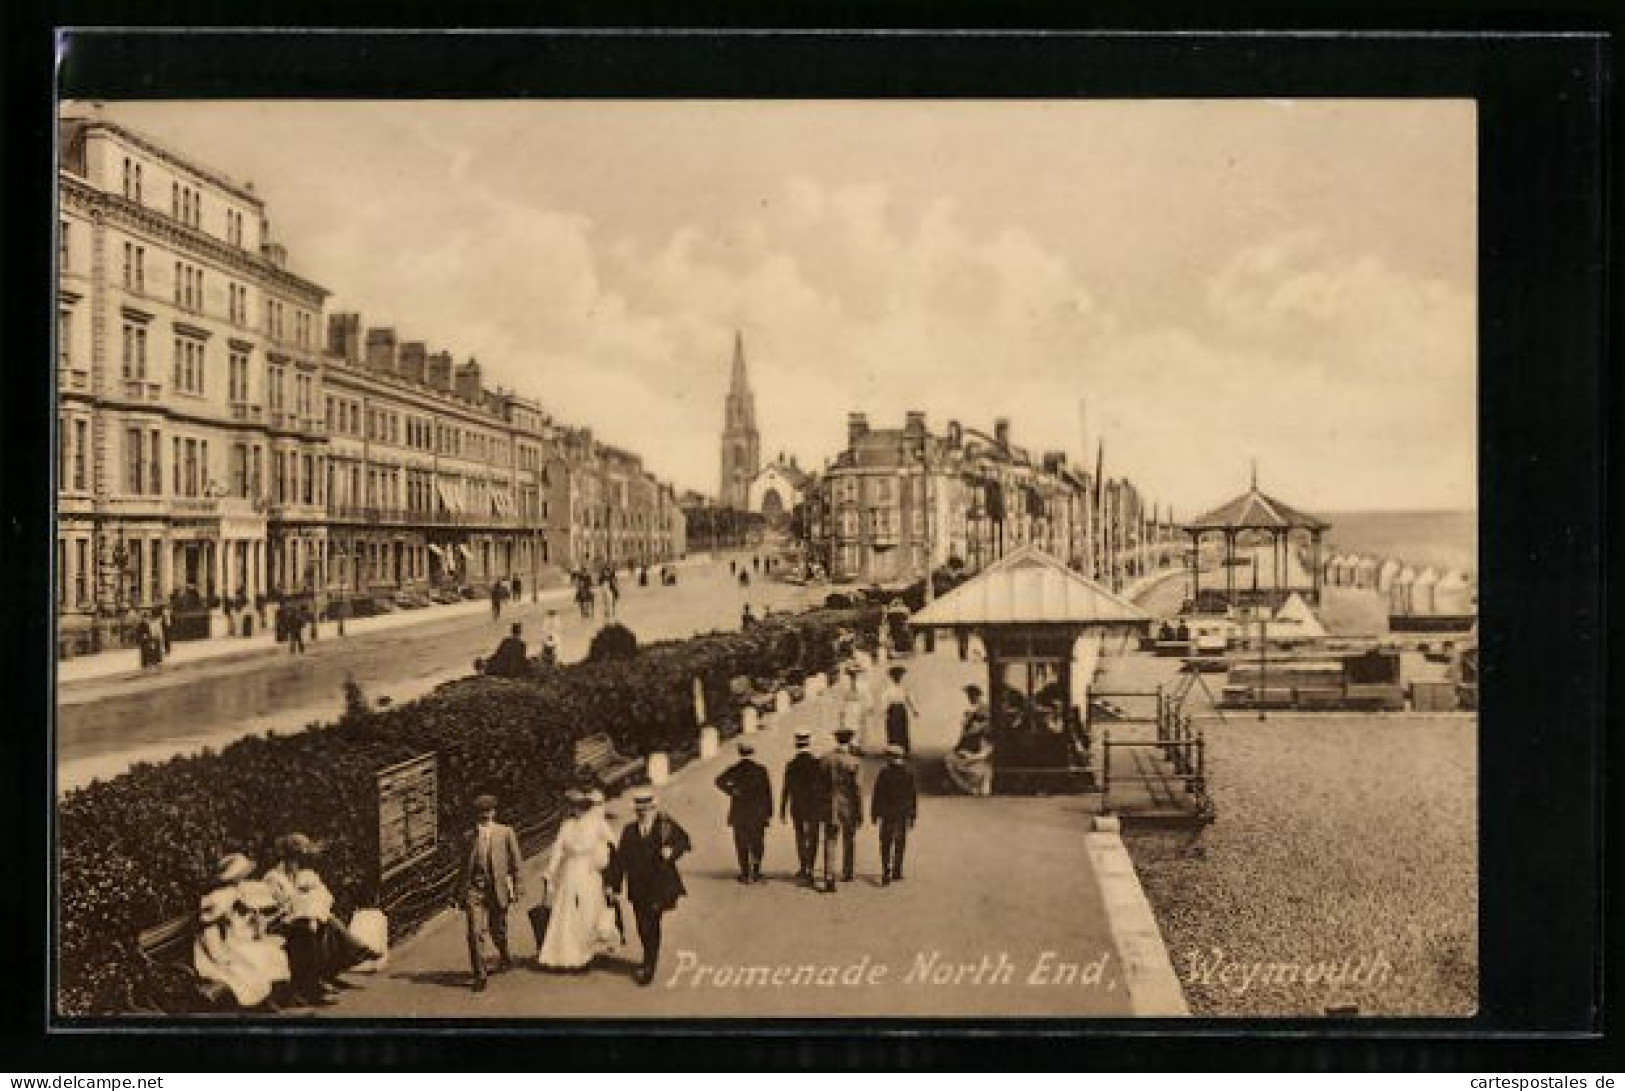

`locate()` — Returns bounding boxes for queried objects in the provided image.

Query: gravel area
[1122,714,1477,1017]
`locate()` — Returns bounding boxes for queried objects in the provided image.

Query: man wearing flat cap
[715,740,773,883]
[457,793,524,992]
[818,727,864,893]
[871,745,919,885]
[607,789,691,985]
[780,729,827,885]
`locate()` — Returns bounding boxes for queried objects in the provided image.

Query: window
[172,336,205,395]
[72,420,87,490]
[75,539,89,605]
[58,309,71,370]
[56,539,67,606]
[172,437,181,495]
[122,242,146,291]
[149,431,162,495]
[134,162,142,202]
[267,363,284,410]
[122,157,134,199]
[125,427,144,494]
[183,439,199,497]
[121,323,147,380]
[231,443,248,498]
[59,220,69,271]
[228,349,250,403]
[301,454,314,505]
[228,283,247,325]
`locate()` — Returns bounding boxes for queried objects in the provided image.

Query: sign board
[377,752,438,880]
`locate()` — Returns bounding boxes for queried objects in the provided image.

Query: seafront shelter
[912,546,1150,793]
[1182,469,1331,613]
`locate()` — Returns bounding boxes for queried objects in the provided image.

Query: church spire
[730,329,749,394]
[719,330,761,509]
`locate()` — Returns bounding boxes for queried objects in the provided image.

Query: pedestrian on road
[456,794,523,992]
[490,580,506,621]
[879,665,920,754]
[287,605,306,655]
[715,740,773,883]
[818,727,863,893]
[607,789,691,986]
[741,604,755,631]
[512,575,523,601]
[541,609,562,668]
[575,570,594,619]
[871,745,918,885]
[780,729,826,885]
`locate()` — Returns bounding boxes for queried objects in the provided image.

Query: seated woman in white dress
[944,684,996,797]
[193,886,291,1010]
[537,790,619,972]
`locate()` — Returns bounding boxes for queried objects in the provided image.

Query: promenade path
[321,642,1133,1018]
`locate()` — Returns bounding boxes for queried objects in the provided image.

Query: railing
[170,496,219,517]
[1099,725,1207,815]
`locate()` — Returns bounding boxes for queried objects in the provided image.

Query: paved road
[322,643,1131,1018]
[57,555,823,790]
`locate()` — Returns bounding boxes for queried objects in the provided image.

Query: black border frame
[2,18,1612,1071]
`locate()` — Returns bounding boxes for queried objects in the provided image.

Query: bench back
[574,733,616,768]
[138,913,195,964]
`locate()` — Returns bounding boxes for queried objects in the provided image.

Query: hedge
[58,606,878,1016]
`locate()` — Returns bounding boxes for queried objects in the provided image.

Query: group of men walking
[716,727,919,892]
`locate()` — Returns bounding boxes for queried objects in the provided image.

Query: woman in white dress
[537,790,619,972]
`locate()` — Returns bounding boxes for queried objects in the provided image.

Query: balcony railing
[170,496,219,517]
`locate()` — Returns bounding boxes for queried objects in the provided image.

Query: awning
[427,544,446,560]
[435,478,462,516]
[457,543,472,560]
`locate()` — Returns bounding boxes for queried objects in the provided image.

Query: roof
[911,547,1151,628]
[1185,484,1330,531]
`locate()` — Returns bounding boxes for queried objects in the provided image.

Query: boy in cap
[607,788,692,985]
[456,793,524,992]
[871,745,919,884]
[780,729,827,884]
[818,727,864,892]
[714,740,773,883]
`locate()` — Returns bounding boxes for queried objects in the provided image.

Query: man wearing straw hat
[457,793,523,992]
[780,729,826,885]
[714,740,773,884]
[817,727,863,893]
[607,788,691,985]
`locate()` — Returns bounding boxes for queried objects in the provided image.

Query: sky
[82,100,1476,514]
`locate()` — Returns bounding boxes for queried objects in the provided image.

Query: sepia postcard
[54,91,1479,1023]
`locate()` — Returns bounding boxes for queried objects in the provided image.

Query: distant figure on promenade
[780,729,827,885]
[283,604,306,655]
[945,684,995,797]
[457,794,523,992]
[490,579,507,621]
[752,554,761,574]
[541,609,562,668]
[537,790,619,972]
[871,745,919,885]
[738,569,750,588]
[607,789,691,986]
[511,575,523,601]
[838,667,872,751]
[879,665,920,754]
[484,622,529,678]
[741,604,756,630]
[574,569,595,619]
[818,727,863,893]
[598,571,619,621]
[715,740,773,884]
[137,611,162,669]
[729,559,736,576]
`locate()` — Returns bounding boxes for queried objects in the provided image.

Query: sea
[1319,509,1478,577]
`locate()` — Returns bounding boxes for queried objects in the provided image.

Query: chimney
[326,313,361,364]
[994,417,1011,448]
[455,357,483,402]
[364,327,398,374]
[398,341,427,384]
[904,410,926,438]
[427,350,454,392]
[847,412,869,446]
[946,419,963,449]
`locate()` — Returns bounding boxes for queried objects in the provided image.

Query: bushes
[586,623,639,662]
[56,605,876,1016]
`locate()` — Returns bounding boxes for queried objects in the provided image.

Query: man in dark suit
[780,729,826,885]
[456,794,524,992]
[715,740,773,883]
[607,788,692,985]
[484,622,529,678]
[818,727,863,893]
[871,744,919,885]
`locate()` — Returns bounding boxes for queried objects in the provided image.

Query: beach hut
[1434,569,1472,615]
[1355,555,1380,589]
[1413,567,1439,614]
[1391,566,1418,614]
[1377,558,1402,593]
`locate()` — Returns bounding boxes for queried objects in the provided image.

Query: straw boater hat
[885,744,906,760]
[198,887,237,925]
[238,880,279,912]
[793,730,812,749]
[213,853,255,886]
[632,788,656,809]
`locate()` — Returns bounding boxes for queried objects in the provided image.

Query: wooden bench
[137,913,233,1010]
[573,733,645,793]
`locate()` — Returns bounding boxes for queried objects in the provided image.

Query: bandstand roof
[912,546,1150,628]
[1185,482,1330,532]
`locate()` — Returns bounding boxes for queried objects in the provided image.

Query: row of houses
[805,411,1180,590]
[56,110,683,654]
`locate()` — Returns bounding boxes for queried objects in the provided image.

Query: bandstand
[911,547,1151,794]
[1183,469,1330,614]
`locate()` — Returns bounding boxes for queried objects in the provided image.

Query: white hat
[199,887,237,925]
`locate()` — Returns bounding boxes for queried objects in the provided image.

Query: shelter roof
[911,546,1150,628]
[1185,484,1330,532]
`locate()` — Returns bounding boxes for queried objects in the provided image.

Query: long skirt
[885,703,912,752]
[945,749,995,796]
[538,856,615,970]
